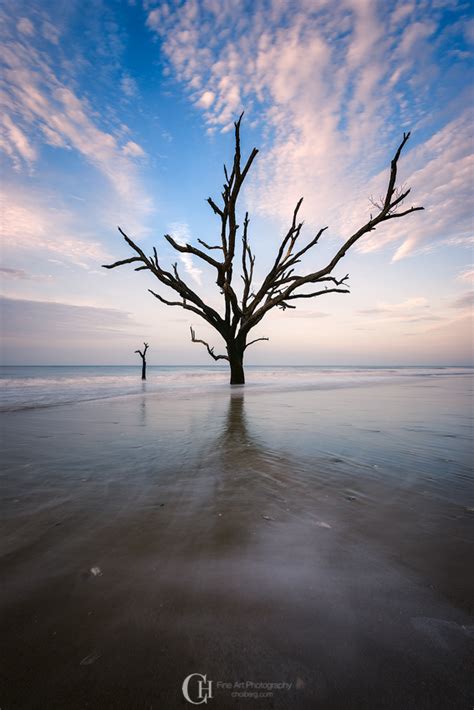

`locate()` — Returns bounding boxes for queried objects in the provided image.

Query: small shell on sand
[80,651,101,666]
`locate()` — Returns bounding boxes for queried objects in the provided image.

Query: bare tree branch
[190,326,229,361]
[103,256,142,269]
[244,337,269,350]
[286,287,351,300]
[197,238,223,251]
[148,290,208,319]
[206,197,223,217]
[135,342,149,358]
[164,233,220,270]
[241,212,255,311]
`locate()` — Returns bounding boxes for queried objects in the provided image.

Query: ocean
[1,364,472,411]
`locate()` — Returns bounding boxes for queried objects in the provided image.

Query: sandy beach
[1,373,473,709]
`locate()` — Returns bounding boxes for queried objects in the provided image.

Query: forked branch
[190,326,229,361]
[135,342,149,359]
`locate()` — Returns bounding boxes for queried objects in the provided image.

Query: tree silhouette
[135,342,149,380]
[104,115,423,385]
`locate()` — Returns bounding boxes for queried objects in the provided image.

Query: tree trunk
[227,342,245,385]
[141,360,146,380]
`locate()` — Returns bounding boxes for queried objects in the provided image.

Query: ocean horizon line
[2,363,473,369]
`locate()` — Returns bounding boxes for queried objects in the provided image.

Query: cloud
[0,296,143,362]
[457,267,474,284]
[404,313,473,363]
[0,267,51,281]
[357,296,439,323]
[0,185,109,266]
[146,0,471,260]
[359,110,474,260]
[168,222,203,286]
[398,20,436,55]
[40,123,68,148]
[146,8,161,32]
[16,17,34,36]
[286,310,329,319]
[0,295,138,335]
[390,3,416,27]
[121,74,138,97]
[358,296,429,314]
[0,27,152,224]
[197,90,215,109]
[41,19,60,44]
[1,114,37,166]
[122,140,146,158]
[451,291,474,310]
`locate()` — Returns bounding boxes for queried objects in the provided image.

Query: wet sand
[1,376,473,708]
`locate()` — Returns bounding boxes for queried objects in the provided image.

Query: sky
[1,0,473,366]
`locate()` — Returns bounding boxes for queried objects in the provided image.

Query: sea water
[0,365,472,411]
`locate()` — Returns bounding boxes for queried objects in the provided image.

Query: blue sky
[1,0,472,365]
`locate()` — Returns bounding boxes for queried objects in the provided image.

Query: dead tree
[135,342,149,380]
[104,115,423,385]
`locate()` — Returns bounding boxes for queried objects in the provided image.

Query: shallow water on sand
[0,374,473,708]
[1,364,471,411]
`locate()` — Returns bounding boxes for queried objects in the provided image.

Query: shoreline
[2,367,472,414]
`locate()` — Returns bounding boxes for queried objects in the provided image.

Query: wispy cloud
[146,0,472,260]
[16,17,34,36]
[359,110,474,260]
[0,11,152,225]
[457,267,474,285]
[168,221,203,285]
[450,291,474,310]
[358,296,429,314]
[0,185,109,267]
[1,114,37,167]
[0,295,143,363]
[122,140,146,158]
[357,296,440,323]
[0,266,51,281]
[286,310,329,320]
[121,74,138,98]
[1,295,139,335]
